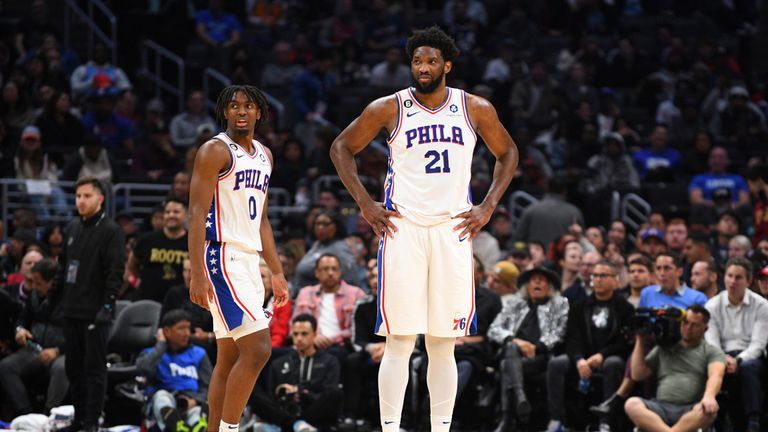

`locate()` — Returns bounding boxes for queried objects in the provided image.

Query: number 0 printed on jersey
[424,149,451,174]
[248,196,258,220]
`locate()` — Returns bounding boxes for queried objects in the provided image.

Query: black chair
[107,300,162,382]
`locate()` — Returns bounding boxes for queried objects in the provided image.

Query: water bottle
[28,340,43,353]
[578,377,591,394]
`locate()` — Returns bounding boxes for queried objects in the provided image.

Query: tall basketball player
[331,27,519,431]
[189,85,288,432]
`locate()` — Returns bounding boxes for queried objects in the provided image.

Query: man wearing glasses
[624,305,726,432]
[546,260,634,432]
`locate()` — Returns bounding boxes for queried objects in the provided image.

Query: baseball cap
[21,125,41,141]
[640,227,665,242]
[758,266,768,279]
[509,241,530,258]
[493,261,519,285]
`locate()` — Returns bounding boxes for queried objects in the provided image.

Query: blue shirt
[632,148,682,178]
[81,112,134,150]
[195,10,241,44]
[688,173,748,203]
[639,284,707,309]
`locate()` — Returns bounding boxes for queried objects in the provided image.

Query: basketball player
[330,27,518,431]
[189,85,288,432]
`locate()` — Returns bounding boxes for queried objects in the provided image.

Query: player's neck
[412,85,449,110]
[225,129,255,153]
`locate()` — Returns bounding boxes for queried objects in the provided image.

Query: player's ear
[444,60,452,74]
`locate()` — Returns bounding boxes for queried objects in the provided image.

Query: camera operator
[251,314,342,432]
[704,257,768,432]
[624,305,726,432]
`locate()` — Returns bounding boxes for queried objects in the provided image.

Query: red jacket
[267,297,292,348]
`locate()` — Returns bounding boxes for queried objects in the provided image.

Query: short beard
[413,71,444,94]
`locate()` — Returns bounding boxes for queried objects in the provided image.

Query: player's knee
[424,334,455,358]
[385,335,417,358]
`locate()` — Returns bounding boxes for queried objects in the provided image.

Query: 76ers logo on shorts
[452,313,467,331]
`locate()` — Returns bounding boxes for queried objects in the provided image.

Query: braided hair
[405,26,460,62]
[214,85,270,129]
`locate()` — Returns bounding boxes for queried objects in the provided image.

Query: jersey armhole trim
[461,91,478,142]
[387,93,403,143]
[218,142,236,179]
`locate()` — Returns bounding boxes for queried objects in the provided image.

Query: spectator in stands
[488,267,568,429]
[618,255,655,308]
[61,134,113,186]
[563,251,601,303]
[369,46,410,89]
[260,260,291,349]
[711,86,767,151]
[560,241,584,291]
[454,257,501,400]
[113,90,138,126]
[4,248,43,293]
[482,39,527,89]
[317,0,361,48]
[252,314,342,431]
[134,98,166,149]
[35,90,83,156]
[704,257,768,431]
[0,258,67,417]
[664,219,688,255]
[14,125,68,218]
[585,227,605,254]
[0,227,36,286]
[170,171,190,203]
[81,92,134,154]
[59,177,125,432]
[728,235,752,259]
[638,227,667,259]
[690,259,720,300]
[293,49,336,148]
[547,260,633,431]
[169,90,215,149]
[161,258,215,359]
[756,266,768,299]
[624,305,725,432]
[70,43,131,103]
[42,224,63,261]
[582,132,640,194]
[712,210,741,265]
[293,211,360,289]
[194,0,242,67]
[747,163,768,246]
[509,59,558,131]
[363,0,404,52]
[486,260,519,299]
[516,175,585,249]
[293,253,365,360]
[603,37,651,89]
[132,121,180,182]
[689,146,750,210]
[607,220,630,251]
[344,259,384,426]
[261,42,305,90]
[269,137,306,198]
[640,252,707,309]
[632,125,681,181]
[137,309,211,432]
[682,130,714,178]
[1,81,36,135]
[128,197,189,303]
[683,233,714,273]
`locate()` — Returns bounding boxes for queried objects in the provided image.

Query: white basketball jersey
[385,87,477,226]
[205,132,271,252]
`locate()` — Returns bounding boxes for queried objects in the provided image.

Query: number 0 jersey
[385,87,477,226]
[205,132,271,252]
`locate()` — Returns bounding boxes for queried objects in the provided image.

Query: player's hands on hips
[453,203,494,240]
[271,273,289,308]
[189,274,214,310]
[360,200,401,238]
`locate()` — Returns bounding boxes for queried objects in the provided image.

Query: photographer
[251,314,342,432]
[137,309,211,432]
[624,305,726,432]
[705,257,768,432]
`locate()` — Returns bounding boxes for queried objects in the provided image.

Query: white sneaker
[544,420,565,432]
[292,420,318,432]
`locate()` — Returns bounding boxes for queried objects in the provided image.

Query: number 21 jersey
[205,132,271,252]
[385,87,477,226]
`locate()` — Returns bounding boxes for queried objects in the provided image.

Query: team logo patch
[229,144,238,150]
[452,313,467,331]
[260,153,267,162]
[404,99,413,108]
[449,104,459,113]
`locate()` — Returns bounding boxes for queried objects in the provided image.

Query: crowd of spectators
[2,0,768,431]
